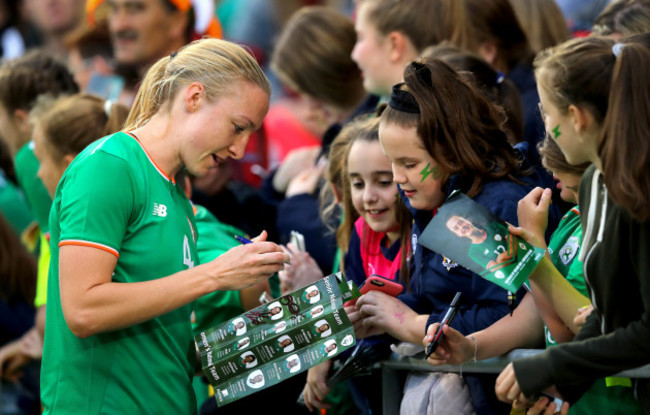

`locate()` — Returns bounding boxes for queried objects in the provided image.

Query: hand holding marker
[234,234,253,245]
[234,234,291,268]
[425,292,462,358]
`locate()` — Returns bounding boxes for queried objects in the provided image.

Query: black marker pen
[425,291,462,358]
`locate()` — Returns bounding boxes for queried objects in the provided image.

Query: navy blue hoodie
[399,173,539,415]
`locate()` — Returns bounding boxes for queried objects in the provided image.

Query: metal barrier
[381,349,650,414]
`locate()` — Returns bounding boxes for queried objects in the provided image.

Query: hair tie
[104,100,113,117]
[388,83,420,114]
[170,51,178,59]
[612,43,624,58]
[496,71,505,85]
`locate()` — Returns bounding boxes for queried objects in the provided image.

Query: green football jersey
[192,204,245,333]
[41,132,199,414]
[0,168,34,235]
[14,141,52,232]
[547,207,582,281]
[467,221,510,269]
[545,207,585,347]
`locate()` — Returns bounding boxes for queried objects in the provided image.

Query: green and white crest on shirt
[559,235,580,265]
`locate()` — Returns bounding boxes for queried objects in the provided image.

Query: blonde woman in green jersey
[40,38,289,415]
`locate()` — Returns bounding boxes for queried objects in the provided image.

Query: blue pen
[234,234,253,245]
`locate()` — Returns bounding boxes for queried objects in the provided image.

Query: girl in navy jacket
[354,58,542,414]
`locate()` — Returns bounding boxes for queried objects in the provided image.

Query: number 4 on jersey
[183,235,194,268]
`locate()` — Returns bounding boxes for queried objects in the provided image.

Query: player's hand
[209,231,290,291]
[423,323,475,365]
[303,360,333,412]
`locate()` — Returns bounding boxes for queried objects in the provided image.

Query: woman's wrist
[467,335,478,362]
[193,263,223,296]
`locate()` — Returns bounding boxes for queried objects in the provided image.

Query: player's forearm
[64,266,216,338]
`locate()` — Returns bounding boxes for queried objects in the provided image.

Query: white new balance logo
[153,203,167,217]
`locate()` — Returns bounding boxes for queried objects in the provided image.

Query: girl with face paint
[496,35,650,413]
[355,57,547,414]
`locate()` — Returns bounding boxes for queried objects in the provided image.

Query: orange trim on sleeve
[59,240,120,258]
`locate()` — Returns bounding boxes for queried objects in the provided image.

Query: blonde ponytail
[124,38,270,131]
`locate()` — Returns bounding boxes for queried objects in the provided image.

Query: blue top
[276,192,338,274]
[400,177,531,332]
[399,173,538,415]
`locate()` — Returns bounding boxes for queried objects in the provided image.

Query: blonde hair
[124,38,270,130]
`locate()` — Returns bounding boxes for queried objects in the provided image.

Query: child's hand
[525,396,570,415]
[285,161,326,197]
[573,305,593,327]
[303,360,333,412]
[273,146,320,193]
[423,323,475,365]
[496,363,528,405]
[508,225,545,250]
[356,291,415,339]
[278,243,323,295]
[517,187,552,245]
